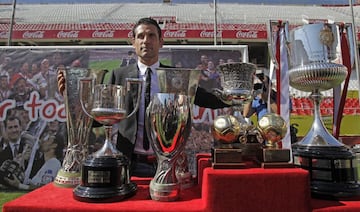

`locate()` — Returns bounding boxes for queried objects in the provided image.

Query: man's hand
[57,69,65,96]
[4,173,21,189]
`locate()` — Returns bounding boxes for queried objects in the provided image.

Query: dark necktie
[143,67,152,150]
[13,143,19,157]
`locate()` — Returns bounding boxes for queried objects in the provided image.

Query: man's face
[0,77,8,88]
[132,24,163,65]
[6,119,21,142]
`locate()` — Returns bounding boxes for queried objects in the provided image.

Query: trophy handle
[344,23,355,68]
[124,78,143,119]
[267,20,280,69]
[79,77,95,119]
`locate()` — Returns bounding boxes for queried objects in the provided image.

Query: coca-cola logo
[127,31,133,38]
[200,31,222,38]
[163,30,186,38]
[236,30,258,39]
[23,31,45,39]
[92,30,114,38]
[57,31,79,38]
[0,31,8,39]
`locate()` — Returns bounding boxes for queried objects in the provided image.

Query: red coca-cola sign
[22,31,45,39]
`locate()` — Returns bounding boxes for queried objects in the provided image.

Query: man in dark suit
[120,50,137,67]
[0,115,36,187]
[58,17,228,177]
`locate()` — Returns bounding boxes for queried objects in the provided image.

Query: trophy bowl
[214,62,255,107]
[288,22,360,199]
[73,79,142,203]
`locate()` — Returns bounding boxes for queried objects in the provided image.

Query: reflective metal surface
[146,93,192,201]
[145,68,200,201]
[54,68,107,188]
[288,22,360,199]
[73,79,142,203]
[213,62,256,106]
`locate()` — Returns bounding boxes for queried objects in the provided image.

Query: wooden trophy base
[212,148,246,169]
[258,148,294,168]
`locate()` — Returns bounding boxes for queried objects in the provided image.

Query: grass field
[0,190,27,212]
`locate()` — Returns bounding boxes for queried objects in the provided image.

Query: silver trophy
[54,67,107,188]
[212,62,261,168]
[288,22,360,198]
[73,79,142,202]
[146,68,200,201]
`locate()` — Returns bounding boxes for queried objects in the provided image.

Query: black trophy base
[292,144,360,200]
[212,147,246,169]
[258,148,293,168]
[73,156,137,203]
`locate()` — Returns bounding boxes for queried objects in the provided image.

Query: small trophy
[257,113,292,168]
[212,114,245,168]
[73,79,142,202]
[212,62,262,168]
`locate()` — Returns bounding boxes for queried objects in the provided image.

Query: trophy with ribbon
[73,79,142,202]
[54,67,107,187]
[145,68,200,201]
[212,62,262,168]
[287,21,360,198]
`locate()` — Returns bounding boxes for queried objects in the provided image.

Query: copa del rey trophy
[212,62,262,168]
[287,22,360,198]
[54,67,107,187]
[73,79,142,202]
[145,68,200,201]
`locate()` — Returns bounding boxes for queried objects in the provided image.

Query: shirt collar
[137,61,160,75]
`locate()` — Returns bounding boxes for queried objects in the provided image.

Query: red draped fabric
[3,153,360,212]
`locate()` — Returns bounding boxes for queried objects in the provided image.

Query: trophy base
[176,171,194,190]
[257,148,292,168]
[73,156,137,203]
[212,147,247,169]
[293,144,360,199]
[260,148,291,162]
[53,169,81,188]
[150,179,180,201]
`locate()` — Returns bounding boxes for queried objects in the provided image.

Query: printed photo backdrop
[0,45,247,191]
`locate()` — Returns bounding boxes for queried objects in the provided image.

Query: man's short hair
[132,17,162,39]
[4,115,21,129]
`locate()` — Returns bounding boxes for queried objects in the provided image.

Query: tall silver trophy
[288,22,360,198]
[212,62,261,168]
[54,67,107,187]
[146,68,200,201]
[73,79,142,202]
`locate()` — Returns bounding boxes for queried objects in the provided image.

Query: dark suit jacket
[107,63,229,159]
[0,139,27,167]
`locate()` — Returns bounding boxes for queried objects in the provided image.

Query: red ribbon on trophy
[333,23,352,139]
